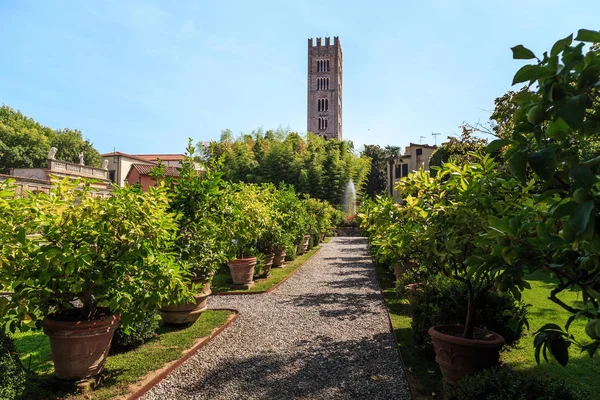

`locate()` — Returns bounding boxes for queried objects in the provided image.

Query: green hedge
[454,367,586,400]
[0,330,26,400]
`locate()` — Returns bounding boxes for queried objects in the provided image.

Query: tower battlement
[308,36,340,47]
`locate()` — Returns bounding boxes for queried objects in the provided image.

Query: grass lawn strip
[375,263,441,400]
[375,264,599,398]
[13,309,234,400]
[501,270,600,394]
[211,244,324,294]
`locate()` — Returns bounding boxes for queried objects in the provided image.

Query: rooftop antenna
[431,132,441,145]
[419,135,426,144]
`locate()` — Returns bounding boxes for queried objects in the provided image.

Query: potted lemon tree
[399,157,527,391]
[0,179,192,380]
[155,142,231,324]
[225,183,270,288]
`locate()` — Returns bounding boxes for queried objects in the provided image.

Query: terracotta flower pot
[158,284,212,325]
[43,313,120,380]
[393,264,405,280]
[404,283,422,306]
[273,247,286,267]
[257,253,274,278]
[228,257,257,285]
[428,325,505,392]
[393,261,418,281]
[302,235,310,253]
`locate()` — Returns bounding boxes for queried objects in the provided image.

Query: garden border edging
[376,272,417,400]
[125,308,240,400]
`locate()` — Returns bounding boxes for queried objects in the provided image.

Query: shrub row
[0,140,339,385]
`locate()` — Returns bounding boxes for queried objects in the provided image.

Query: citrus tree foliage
[485,30,600,364]
[0,105,101,173]
[201,129,370,205]
[152,140,231,283]
[0,179,192,332]
[361,156,528,340]
[428,124,487,174]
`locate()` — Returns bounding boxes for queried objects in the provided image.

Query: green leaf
[538,323,563,331]
[486,139,514,153]
[570,164,596,189]
[17,228,26,245]
[558,95,587,129]
[508,151,528,183]
[546,118,570,140]
[488,215,510,233]
[575,29,600,43]
[551,34,573,56]
[528,148,557,181]
[549,336,570,366]
[569,200,594,234]
[581,341,600,358]
[512,65,549,85]
[511,45,537,60]
[552,201,577,219]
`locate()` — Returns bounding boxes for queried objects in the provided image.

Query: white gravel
[142,237,411,400]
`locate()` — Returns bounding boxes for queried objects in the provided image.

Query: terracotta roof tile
[130,163,180,177]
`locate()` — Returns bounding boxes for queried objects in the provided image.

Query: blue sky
[1,1,599,154]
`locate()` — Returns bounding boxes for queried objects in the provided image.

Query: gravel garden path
[142,237,411,400]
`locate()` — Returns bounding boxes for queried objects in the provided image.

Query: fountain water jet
[342,179,356,215]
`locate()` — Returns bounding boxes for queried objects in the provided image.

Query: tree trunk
[462,282,475,339]
[80,283,96,320]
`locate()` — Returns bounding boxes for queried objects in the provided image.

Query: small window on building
[416,148,423,156]
[109,170,116,183]
[402,164,408,177]
[395,165,401,179]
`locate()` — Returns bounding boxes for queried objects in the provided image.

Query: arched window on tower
[325,99,328,111]
[326,60,329,71]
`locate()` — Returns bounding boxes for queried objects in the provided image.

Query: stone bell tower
[307,36,342,140]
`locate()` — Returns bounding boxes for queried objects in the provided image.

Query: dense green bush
[411,276,528,353]
[202,130,370,205]
[0,179,193,331]
[112,312,159,351]
[0,331,26,400]
[454,367,586,400]
[154,140,231,287]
